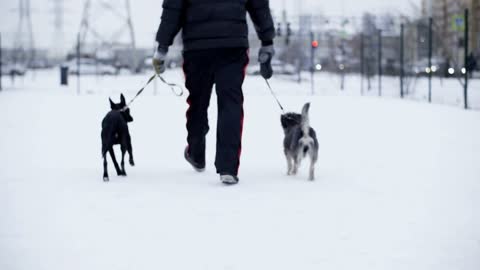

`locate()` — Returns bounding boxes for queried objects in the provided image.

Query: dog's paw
[129,159,135,166]
[103,176,109,182]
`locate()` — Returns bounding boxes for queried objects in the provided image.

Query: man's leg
[214,48,249,176]
[183,50,215,167]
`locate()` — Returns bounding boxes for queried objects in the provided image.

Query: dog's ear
[109,98,115,109]
[120,94,126,106]
[281,115,288,129]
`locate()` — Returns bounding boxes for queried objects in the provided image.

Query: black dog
[101,94,135,182]
[281,103,319,181]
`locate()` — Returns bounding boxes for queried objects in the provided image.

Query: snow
[1,70,480,270]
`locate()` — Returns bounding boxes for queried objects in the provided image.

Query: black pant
[183,48,249,175]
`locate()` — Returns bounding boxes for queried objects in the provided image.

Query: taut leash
[263,79,302,125]
[124,74,156,109]
[122,73,184,111]
[264,79,285,113]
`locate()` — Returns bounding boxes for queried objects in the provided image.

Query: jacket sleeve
[155,0,185,50]
[246,0,275,45]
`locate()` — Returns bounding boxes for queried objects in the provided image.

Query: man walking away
[153,0,276,185]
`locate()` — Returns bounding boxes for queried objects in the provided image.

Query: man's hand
[153,49,168,75]
[258,45,275,79]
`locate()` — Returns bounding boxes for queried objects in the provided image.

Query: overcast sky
[0,0,420,50]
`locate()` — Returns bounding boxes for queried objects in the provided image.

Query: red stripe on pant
[236,50,250,175]
[183,62,192,152]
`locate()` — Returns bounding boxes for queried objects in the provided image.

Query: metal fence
[264,9,479,110]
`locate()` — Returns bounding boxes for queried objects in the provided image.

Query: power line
[13,0,35,66]
[78,0,137,71]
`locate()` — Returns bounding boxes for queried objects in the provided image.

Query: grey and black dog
[101,94,135,182]
[281,103,319,181]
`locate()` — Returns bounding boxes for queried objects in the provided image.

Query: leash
[263,78,304,125]
[264,79,285,113]
[122,73,184,110]
[157,74,184,97]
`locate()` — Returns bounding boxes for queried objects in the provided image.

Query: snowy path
[1,71,480,270]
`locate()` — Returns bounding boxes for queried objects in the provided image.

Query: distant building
[422,0,480,63]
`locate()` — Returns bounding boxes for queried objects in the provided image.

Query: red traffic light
[311,40,319,48]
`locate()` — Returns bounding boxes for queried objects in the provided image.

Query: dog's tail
[301,103,311,135]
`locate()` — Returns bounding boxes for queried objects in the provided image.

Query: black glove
[258,45,275,79]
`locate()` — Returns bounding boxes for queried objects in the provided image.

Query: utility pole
[400,24,405,99]
[428,17,433,103]
[125,0,136,61]
[464,9,469,110]
[378,29,382,97]
[340,2,346,91]
[310,31,317,95]
[340,42,345,91]
[0,33,2,91]
[360,33,364,96]
[76,33,81,96]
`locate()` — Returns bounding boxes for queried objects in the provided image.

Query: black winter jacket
[156,0,275,51]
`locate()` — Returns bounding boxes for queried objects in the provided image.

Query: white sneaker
[220,174,239,185]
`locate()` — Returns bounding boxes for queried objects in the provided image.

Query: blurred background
[0,0,479,108]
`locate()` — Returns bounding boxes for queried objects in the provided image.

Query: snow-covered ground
[1,70,479,270]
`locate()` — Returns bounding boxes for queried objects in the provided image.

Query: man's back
[156,0,275,51]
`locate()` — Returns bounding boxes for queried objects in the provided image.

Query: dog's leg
[308,159,315,181]
[292,154,300,175]
[127,137,135,166]
[120,146,127,176]
[286,152,293,175]
[109,148,122,176]
[309,151,317,181]
[292,164,298,175]
[103,155,109,182]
